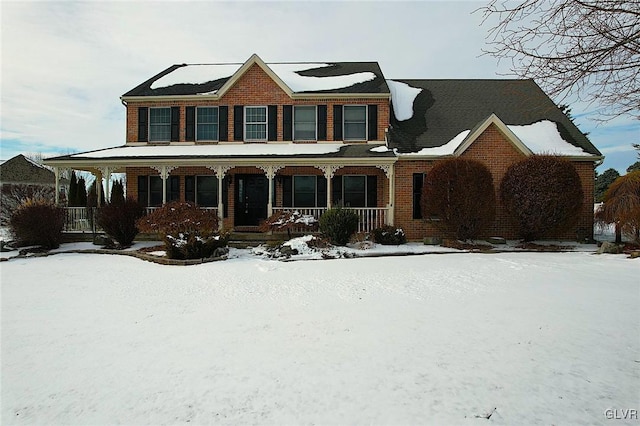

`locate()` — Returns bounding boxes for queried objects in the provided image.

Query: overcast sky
[1,1,638,173]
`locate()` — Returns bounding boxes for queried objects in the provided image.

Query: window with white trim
[294,106,316,141]
[149,107,171,141]
[343,105,367,141]
[197,107,219,141]
[245,106,267,141]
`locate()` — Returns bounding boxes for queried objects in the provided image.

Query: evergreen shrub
[371,225,407,245]
[9,200,65,248]
[500,155,583,241]
[421,158,496,240]
[318,207,359,246]
[96,198,146,247]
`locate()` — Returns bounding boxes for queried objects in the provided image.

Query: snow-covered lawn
[1,250,638,425]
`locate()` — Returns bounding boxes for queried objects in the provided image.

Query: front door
[235,174,268,226]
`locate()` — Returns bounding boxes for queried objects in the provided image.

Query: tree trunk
[615,222,622,244]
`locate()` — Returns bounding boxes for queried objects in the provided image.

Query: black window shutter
[317,176,327,207]
[282,176,293,207]
[138,107,148,142]
[167,176,180,201]
[413,173,424,219]
[368,105,378,141]
[233,106,243,141]
[367,175,377,207]
[185,107,195,141]
[268,105,277,141]
[219,106,228,141]
[222,176,229,217]
[333,105,343,141]
[332,176,343,207]
[283,105,293,141]
[185,176,195,202]
[137,175,148,206]
[170,107,180,141]
[317,105,327,141]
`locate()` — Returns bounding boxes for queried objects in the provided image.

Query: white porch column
[54,167,60,204]
[151,165,176,205]
[375,163,395,225]
[319,165,342,208]
[257,164,283,218]
[98,167,112,203]
[96,171,103,206]
[213,165,233,228]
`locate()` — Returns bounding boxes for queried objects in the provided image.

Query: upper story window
[149,107,171,141]
[245,106,267,141]
[294,106,317,141]
[343,106,367,141]
[197,107,219,141]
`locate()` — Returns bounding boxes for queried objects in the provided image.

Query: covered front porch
[45,144,397,234]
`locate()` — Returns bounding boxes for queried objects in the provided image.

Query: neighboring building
[44,54,603,240]
[0,154,68,197]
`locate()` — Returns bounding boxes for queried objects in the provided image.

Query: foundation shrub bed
[319,207,359,246]
[371,225,407,245]
[136,201,227,259]
[500,156,583,241]
[421,158,496,240]
[9,200,65,249]
[96,198,146,247]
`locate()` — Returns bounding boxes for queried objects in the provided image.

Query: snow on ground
[1,249,638,425]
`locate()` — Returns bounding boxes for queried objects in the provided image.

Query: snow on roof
[71,143,346,159]
[509,121,592,156]
[387,80,422,121]
[150,63,376,94]
[381,130,470,156]
[150,64,241,90]
[382,120,592,157]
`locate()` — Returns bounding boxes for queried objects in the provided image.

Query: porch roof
[43,143,396,170]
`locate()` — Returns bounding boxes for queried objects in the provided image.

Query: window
[196,176,218,207]
[413,173,426,219]
[197,107,218,141]
[137,175,179,207]
[245,106,267,141]
[294,176,317,207]
[149,176,164,206]
[294,106,316,141]
[343,106,367,141]
[343,175,367,207]
[149,108,171,141]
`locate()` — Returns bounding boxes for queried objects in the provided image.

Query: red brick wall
[126,63,390,144]
[394,124,596,241]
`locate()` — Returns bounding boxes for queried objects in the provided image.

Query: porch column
[54,167,60,204]
[99,167,112,203]
[95,170,103,206]
[258,164,283,218]
[215,165,233,228]
[376,163,395,225]
[320,165,342,208]
[151,165,176,205]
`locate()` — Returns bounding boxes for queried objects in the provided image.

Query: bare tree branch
[477,0,640,120]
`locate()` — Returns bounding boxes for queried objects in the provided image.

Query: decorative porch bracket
[150,165,177,204]
[256,164,284,218]
[205,164,235,227]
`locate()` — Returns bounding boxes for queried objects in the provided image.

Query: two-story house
[45,54,603,240]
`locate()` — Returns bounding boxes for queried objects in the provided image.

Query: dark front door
[235,174,268,226]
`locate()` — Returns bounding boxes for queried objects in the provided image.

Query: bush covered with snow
[9,199,65,249]
[136,201,227,259]
[500,155,583,241]
[96,198,146,247]
[259,210,318,238]
[319,207,359,246]
[421,158,496,240]
[371,225,407,245]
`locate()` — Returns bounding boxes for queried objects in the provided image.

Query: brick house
[44,54,603,240]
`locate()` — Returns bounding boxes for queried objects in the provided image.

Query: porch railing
[64,207,96,232]
[272,207,388,233]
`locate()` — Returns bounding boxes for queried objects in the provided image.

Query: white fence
[272,207,389,233]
